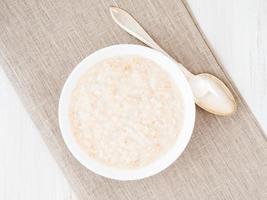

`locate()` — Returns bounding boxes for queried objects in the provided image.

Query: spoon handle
[110,6,193,78]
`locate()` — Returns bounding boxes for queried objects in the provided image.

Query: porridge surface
[70,56,184,169]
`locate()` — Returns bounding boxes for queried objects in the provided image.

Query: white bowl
[58,44,195,180]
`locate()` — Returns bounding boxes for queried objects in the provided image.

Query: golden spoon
[110,6,237,116]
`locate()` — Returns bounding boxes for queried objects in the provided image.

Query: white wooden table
[0,1,266,199]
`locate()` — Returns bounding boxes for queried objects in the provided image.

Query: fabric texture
[0,0,266,199]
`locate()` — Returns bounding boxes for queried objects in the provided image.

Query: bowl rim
[58,44,195,180]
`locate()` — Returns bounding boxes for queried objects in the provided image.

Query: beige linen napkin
[0,0,266,199]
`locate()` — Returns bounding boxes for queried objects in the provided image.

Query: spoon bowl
[188,73,237,115]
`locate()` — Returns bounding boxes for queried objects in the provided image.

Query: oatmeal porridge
[69,56,184,169]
